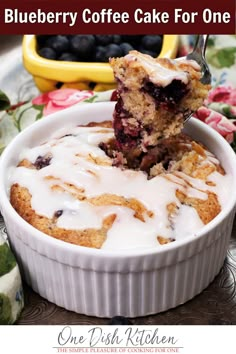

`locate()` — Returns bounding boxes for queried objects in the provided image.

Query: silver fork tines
[186,35,211,85]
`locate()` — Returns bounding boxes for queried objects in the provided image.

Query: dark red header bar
[0,0,235,34]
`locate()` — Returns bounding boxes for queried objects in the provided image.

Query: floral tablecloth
[0,223,24,324]
[0,34,236,324]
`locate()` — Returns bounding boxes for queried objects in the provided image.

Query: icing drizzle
[9,124,231,250]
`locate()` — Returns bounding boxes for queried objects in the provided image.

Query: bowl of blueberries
[23,34,179,92]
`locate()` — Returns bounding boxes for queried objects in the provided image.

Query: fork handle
[192,35,209,56]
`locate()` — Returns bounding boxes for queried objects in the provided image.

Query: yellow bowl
[23,35,179,92]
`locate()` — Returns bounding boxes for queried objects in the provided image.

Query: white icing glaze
[9,125,230,250]
[175,57,201,71]
[205,150,220,165]
[207,171,232,207]
[173,205,204,239]
[125,52,199,87]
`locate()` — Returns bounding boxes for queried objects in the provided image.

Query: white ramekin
[0,102,236,318]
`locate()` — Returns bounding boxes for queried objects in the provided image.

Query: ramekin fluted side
[3,207,235,317]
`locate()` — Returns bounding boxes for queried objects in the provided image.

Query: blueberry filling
[114,116,141,147]
[113,98,144,149]
[139,146,170,172]
[34,155,52,169]
[100,134,191,177]
[99,137,172,174]
[142,79,188,109]
[114,97,130,118]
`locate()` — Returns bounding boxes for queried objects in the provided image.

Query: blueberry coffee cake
[108,51,210,169]
[10,120,230,250]
[9,50,225,251]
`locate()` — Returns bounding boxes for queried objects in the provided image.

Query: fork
[186,34,211,85]
[180,35,211,122]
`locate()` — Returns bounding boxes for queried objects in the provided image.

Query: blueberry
[58,52,78,62]
[54,210,63,218]
[46,35,70,54]
[70,35,95,61]
[141,35,162,54]
[36,35,51,48]
[108,316,133,325]
[34,155,52,169]
[55,82,63,89]
[113,35,122,44]
[122,35,143,46]
[95,35,113,46]
[120,42,134,55]
[94,46,107,62]
[139,48,157,58]
[37,34,161,63]
[38,47,57,60]
[104,44,123,61]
